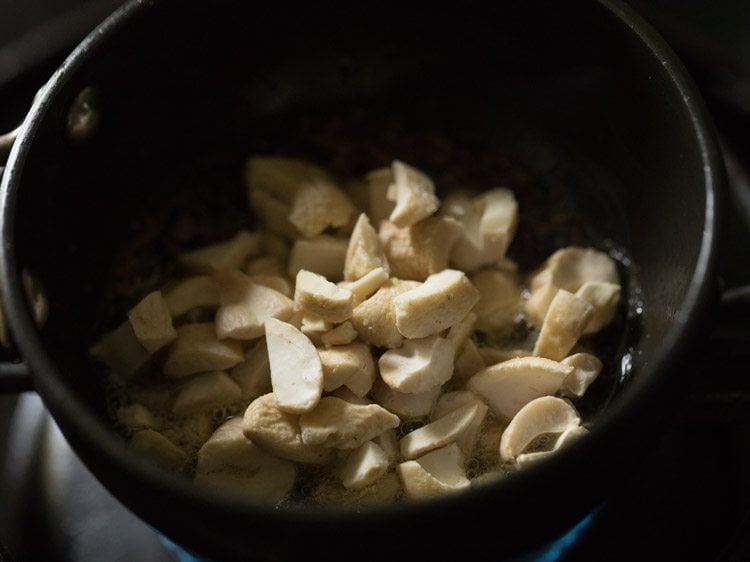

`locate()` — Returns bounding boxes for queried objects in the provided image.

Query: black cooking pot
[0,1,723,560]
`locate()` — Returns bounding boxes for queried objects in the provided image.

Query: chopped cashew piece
[373,429,399,463]
[265,318,323,414]
[172,371,242,416]
[398,443,470,500]
[247,274,293,297]
[246,156,330,237]
[229,339,272,399]
[130,429,187,471]
[127,291,176,354]
[378,335,454,393]
[387,160,439,227]
[195,461,295,504]
[318,343,376,397]
[365,167,396,226]
[179,230,260,273]
[432,391,488,456]
[443,189,518,271]
[394,269,479,339]
[516,425,589,467]
[350,278,420,348]
[242,393,333,464]
[371,379,441,417]
[399,403,480,459]
[470,269,523,335]
[294,270,354,323]
[344,213,390,280]
[446,311,477,353]
[163,323,244,378]
[533,289,594,361]
[499,396,581,463]
[339,266,389,305]
[196,417,258,473]
[90,321,150,381]
[478,346,532,366]
[379,217,462,281]
[529,246,619,293]
[467,357,573,420]
[247,156,329,201]
[320,321,358,347]
[163,276,219,318]
[289,179,356,237]
[299,397,399,449]
[454,340,486,382]
[300,314,332,336]
[340,441,390,490]
[195,416,297,504]
[214,269,294,340]
[245,255,285,276]
[576,281,621,334]
[288,235,348,280]
[117,403,161,431]
[526,247,619,326]
[561,353,603,397]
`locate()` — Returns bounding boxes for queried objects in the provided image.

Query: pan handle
[680,284,750,423]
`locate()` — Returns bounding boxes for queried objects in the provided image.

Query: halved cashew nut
[242,393,333,464]
[515,425,589,467]
[265,318,323,414]
[399,403,481,460]
[499,396,582,463]
[533,289,594,361]
[467,356,573,420]
[299,396,400,449]
[394,269,479,339]
[561,353,603,398]
[432,391,488,456]
[398,443,470,500]
[576,281,621,334]
[378,335,454,394]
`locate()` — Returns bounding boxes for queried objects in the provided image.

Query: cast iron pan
[0,1,723,560]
